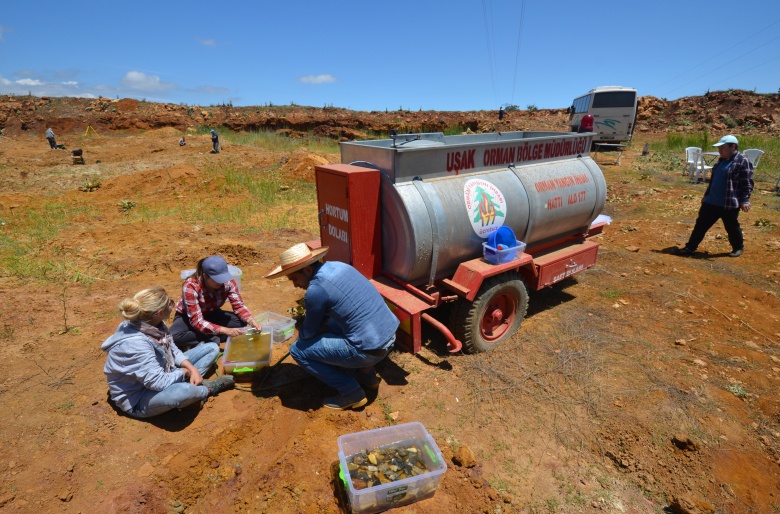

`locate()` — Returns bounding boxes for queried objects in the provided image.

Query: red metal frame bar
[421,313,462,353]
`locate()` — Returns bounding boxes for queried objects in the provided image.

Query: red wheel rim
[479,291,517,343]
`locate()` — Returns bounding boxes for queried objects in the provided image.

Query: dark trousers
[170,309,245,349]
[47,137,57,149]
[686,202,743,252]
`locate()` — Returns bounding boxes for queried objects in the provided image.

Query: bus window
[592,91,637,109]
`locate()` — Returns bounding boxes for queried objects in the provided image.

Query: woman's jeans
[170,310,245,348]
[129,343,219,418]
[290,334,395,395]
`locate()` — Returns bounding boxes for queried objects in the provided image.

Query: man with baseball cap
[265,243,399,410]
[673,134,754,258]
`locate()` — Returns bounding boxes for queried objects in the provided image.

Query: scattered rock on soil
[669,494,715,514]
[453,445,478,468]
[672,434,698,452]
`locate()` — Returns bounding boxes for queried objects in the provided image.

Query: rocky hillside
[1,89,778,139]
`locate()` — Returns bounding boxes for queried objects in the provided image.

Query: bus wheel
[451,272,528,354]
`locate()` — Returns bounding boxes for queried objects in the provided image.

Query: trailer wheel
[451,271,528,354]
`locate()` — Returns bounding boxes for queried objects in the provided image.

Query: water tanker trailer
[312,131,608,354]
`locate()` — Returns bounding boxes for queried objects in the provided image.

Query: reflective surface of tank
[340,131,606,284]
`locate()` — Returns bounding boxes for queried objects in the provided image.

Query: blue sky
[1,1,779,111]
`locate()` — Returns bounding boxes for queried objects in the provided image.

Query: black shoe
[672,247,695,257]
[729,248,743,257]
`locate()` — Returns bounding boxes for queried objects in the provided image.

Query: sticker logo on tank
[463,179,507,238]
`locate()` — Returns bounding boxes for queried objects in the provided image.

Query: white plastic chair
[742,149,764,168]
[685,147,701,176]
[689,150,713,184]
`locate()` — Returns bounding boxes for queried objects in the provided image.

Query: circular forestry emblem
[463,178,507,238]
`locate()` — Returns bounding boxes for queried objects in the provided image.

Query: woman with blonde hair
[102,286,234,418]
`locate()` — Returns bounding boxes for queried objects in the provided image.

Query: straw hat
[264,243,329,279]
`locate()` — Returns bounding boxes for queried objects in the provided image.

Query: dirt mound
[146,126,184,138]
[281,149,335,183]
[637,90,780,134]
[3,90,779,142]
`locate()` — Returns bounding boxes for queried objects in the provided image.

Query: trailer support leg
[421,313,462,353]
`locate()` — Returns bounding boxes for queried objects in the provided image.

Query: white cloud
[0,74,96,98]
[199,38,216,47]
[121,71,177,92]
[298,74,337,85]
[17,78,43,86]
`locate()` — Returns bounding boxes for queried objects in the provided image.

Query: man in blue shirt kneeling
[265,243,399,410]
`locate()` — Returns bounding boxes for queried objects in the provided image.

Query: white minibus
[568,86,638,143]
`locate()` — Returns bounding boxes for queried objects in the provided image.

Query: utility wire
[706,53,780,91]
[660,31,780,97]
[510,0,527,106]
[482,0,499,105]
[653,18,780,97]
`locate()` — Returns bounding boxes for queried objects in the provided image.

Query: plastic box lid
[257,311,296,344]
[337,422,446,514]
[222,330,271,374]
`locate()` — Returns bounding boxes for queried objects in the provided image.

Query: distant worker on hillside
[498,107,505,120]
[45,127,58,149]
[672,134,753,258]
[179,136,186,146]
[210,129,219,154]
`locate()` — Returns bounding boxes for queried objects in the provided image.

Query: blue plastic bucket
[487,226,517,250]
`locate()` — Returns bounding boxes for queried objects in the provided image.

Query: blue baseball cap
[202,255,233,284]
[713,135,738,146]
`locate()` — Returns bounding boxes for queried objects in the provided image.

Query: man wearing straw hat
[265,243,399,410]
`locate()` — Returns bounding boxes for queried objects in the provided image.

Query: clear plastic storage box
[256,311,296,344]
[337,422,446,514]
[222,330,271,377]
[482,241,526,264]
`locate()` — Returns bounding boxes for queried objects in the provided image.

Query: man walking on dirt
[45,127,58,149]
[210,129,219,153]
[673,134,753,258]
[264,243,399,410]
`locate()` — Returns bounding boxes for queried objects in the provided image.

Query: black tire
[450,271,529,354]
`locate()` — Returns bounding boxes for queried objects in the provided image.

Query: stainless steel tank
[341,131,606,284]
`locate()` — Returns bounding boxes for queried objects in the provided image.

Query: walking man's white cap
[713,135,738,146]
